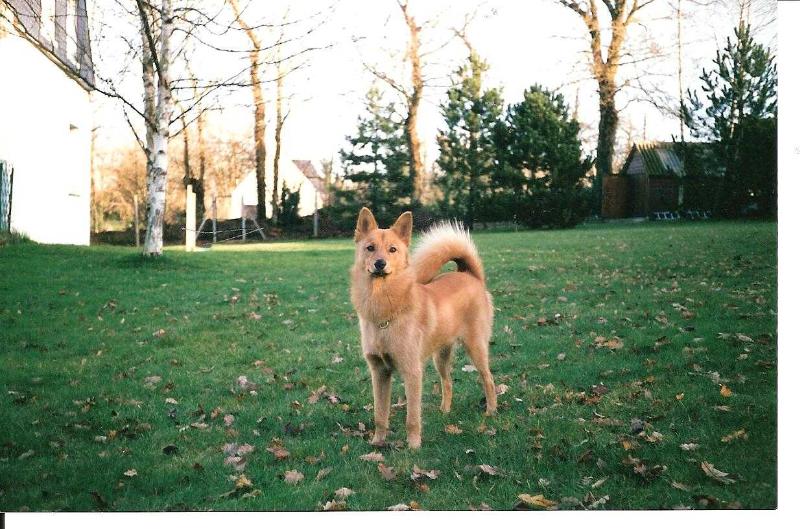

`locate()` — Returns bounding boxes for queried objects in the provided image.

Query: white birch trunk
[143,0,173,256]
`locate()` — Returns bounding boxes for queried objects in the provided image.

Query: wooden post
[134,195,140,248]
[241,195,246,241]
[186,184,196,252]
[313,189,319,238]
[212,195,217,243]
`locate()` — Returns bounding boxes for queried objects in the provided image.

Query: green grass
[0,221,777,511]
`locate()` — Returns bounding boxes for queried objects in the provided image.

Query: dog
[349,207,496,449]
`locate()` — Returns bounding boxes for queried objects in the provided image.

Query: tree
[683,21,776,217]
[227,0,268,222]
[337,86,411,226]
[494,85,592,228]
[137,0,175,255]
[436,48,503,229]
[363,0,434,204]
[557,0,654,213]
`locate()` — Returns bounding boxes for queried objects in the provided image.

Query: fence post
[313,189,319,238]
[241,195,246,241]
[134,194,140,248]
[212,195,217,243]
[186,184,196,252]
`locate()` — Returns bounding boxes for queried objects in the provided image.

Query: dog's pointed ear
[355,207,378,241]
[391,211,413,246]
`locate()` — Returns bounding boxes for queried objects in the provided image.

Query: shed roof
[621,141,718,178]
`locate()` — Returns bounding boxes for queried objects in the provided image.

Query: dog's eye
[366,244,375,252]
[389,247,397,253]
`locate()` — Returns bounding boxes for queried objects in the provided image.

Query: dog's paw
[370,435,387,447]
[407,435,421,450]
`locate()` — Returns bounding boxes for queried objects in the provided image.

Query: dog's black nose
[374,259,386,270]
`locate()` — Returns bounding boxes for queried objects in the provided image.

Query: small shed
[603,142,717,218]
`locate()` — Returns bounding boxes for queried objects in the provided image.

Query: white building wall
[0,29,92,245]
[228,158,320,219]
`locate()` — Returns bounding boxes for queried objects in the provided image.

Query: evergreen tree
[337,86,412,225]
[436,51,504,229]
[495,85,591,228]
[684,22,777,217]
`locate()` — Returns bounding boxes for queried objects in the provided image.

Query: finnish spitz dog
[349,207,496,449]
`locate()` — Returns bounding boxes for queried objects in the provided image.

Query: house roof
[292,160,327,195]
[621,141,718,178]
[5,0,95,90]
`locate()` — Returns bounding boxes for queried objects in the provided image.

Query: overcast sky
[92,0,777,172]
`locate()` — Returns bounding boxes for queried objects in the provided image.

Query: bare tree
[363,0,428,204]
[227,0,268,222]
[137,0,175,255]
[557,0,655,212]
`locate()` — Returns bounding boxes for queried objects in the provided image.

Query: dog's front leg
[366,354,392,446]
[398,359,423,449]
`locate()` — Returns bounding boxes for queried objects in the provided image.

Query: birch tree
[137,0,175,256]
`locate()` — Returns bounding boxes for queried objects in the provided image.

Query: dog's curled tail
[412,221,485,284]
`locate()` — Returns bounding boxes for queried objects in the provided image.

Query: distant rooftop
[5,0,95,89]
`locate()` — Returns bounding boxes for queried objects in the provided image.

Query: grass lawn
[0,221,777,511]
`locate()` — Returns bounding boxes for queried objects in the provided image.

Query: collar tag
[378,320,390,329]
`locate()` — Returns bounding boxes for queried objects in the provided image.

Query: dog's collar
[377,319,390,329]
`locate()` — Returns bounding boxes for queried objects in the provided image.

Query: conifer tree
[684,22,776,217]
[495,85,591,228]
[436,51,503,229]
[338,87,411,225]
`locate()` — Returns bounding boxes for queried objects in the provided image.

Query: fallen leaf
[322,500,347,511]
[378,463,397,481]
[680,443,700,451]
[462,364,477,373]
[721,429,748,443]
[478,464,500,476]
[235,474,252,490]
[223,414,235,427]
[284,470,304,485]
[335,487,355,500]
[359,451,384,462]
[495,384,510,396]
[701,461,736,484]
[445,424,463,435]
[123,469,138,478]
[411,465,440,481]
[316,467,333,481]
[720,385,733,398]
[308,385,327,404]
[517,494,558,509]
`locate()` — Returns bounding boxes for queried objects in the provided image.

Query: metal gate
[0,160,13,232]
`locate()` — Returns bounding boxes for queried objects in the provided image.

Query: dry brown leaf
[316,467,333,481]
[721,429,748,443]
[322,500,347,511]
[700,461,736,484]
[478,464,500,476]
[720,385,733,398]
[284,470,304,485]
[378,463,397,481]
[517,494,558,510]
[411,465,440,480]
[335,487,355,499]
[359,451,384,462]
[445,424,463,435]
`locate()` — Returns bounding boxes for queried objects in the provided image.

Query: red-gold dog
[349,207,496,449]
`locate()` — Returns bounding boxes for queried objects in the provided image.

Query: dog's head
[353,207,413,278]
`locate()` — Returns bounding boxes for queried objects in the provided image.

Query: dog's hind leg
[366,354,393,446]
[463,334,497,416]
[434,345,455,413]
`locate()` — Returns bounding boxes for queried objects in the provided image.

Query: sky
[91,0,778,174]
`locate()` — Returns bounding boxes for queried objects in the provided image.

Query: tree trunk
[228,0,267,222]
[143,0,173,256]
[272,62,284,223]
[400,1,425,204]
[595,79,618,213]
